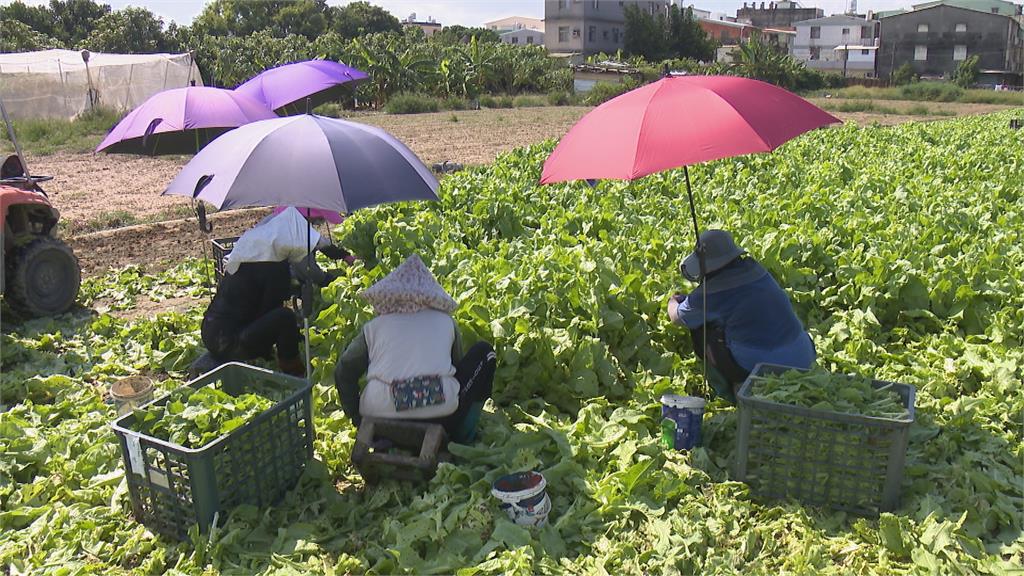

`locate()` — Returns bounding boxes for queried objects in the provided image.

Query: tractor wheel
[7,236,81,317]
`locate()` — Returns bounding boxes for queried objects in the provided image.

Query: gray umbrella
[163,114,439,211]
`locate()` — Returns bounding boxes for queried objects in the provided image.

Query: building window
[613,27,620,42]
[991,7,998,12]
[558,26,569,42]
[603,29,609,39]
[955,23,967,32]
[861,49,870,55]
[589,25,596,41]
[914,45,927,60]
[842,27,850,35]
[810,26,820,39]
[810,47,820,60]
[953,44,967,60]
[917,23,928,33]
[511,36,519,44]
[527,36,534,44]
[861,25,871,38]
[559,0,569,9]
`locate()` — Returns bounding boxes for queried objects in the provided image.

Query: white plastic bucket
[491,471,551,527]
[110,375,154,416]
[661,394,706,450]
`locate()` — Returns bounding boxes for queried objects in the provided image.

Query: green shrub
[440,97,469,111]
[906,104,931,115]
[900,82,963,102]
[837,100,876,113]
[547,91,571,106]
[314,102,346,117]
[479,94,513,109]
[582,80,638,106]
[891,63,916,86]
[384,93,440,114]
[513,95,545,108]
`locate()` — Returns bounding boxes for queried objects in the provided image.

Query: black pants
[202,307,300,362]
[690,323,750,386]
[433,341,497,435]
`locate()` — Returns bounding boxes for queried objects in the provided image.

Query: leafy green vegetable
[1,111,1022,574]
[131,384,274,449]
[750,368,910,419]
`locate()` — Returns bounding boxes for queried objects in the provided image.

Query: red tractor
[1,114,80,317]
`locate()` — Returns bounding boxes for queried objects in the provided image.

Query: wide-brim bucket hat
[360,254,457,315]
[681,229,746,280]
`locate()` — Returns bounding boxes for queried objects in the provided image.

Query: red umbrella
[540,75,840,270]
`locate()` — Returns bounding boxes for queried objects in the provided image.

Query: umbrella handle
[194,201,213,233]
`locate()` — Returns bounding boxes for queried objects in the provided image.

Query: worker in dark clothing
[198,207,350,377]
[202,260,303,375]
[667,229,815,403]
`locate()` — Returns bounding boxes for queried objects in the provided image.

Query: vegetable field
[2,111,1022,574]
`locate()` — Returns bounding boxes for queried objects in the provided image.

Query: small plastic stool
[352,418,448,483]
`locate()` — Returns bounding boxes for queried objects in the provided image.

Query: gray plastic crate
[111,363,313,540]
[735,363,915,516]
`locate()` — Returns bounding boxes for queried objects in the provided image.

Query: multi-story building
[793,14,880,76]
[484,16,546,33]
[500,28,546,46]
[544,0,670,55]
[876,1,1023,83]
[401,14,442,37]
[736,0,824,29]
[699,16,759,44]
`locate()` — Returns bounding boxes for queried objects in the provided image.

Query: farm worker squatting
[666,229,816,403]
[200,207,349,376]
[334,254,497,443]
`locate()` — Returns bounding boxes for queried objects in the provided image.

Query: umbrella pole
[303,209,312,381]
[683,165,709,390]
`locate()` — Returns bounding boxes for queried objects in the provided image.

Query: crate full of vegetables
[110,362,313,540]
[735,363,915,516]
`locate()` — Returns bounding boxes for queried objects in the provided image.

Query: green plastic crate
[735,363,915,516]
[111,362,313,540]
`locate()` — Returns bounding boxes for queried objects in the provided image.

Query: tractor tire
[7,236,81,317]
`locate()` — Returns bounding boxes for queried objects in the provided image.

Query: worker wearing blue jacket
[666,229,816,403]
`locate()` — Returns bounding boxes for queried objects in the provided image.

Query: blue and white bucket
[660,394,706,450]
[491,471,551,527]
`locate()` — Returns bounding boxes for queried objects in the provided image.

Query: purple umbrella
[96,87,278,155]
[234,60,369,115]
[162,114,438,213]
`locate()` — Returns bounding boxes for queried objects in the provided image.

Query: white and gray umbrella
[163,114,439,211]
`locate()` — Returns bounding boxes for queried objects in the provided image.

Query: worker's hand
[319,244,350,260]
[666,294,682,323]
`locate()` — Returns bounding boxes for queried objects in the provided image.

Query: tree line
[0,0,569,104]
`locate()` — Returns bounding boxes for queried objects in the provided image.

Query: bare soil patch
[68,208,268,276]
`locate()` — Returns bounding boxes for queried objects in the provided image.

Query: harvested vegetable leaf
[749,368,911,419]
[132,384,274,448]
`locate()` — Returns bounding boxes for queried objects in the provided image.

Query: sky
[5,0,921,27]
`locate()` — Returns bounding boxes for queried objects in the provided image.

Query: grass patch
[384,93,440,114]
[65,204,197,235]
[826,84,1024,105]
[0,107,120,155]
[479,94,514,109]
[512,95,546,108]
